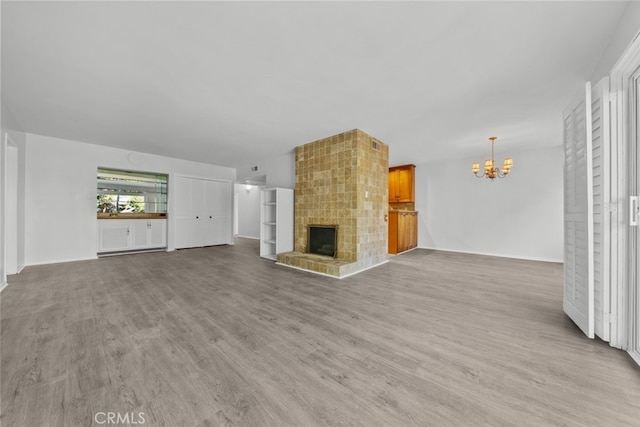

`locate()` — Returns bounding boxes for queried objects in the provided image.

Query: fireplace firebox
[307,225,337,258]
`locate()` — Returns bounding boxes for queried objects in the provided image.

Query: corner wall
[415,145,563,262]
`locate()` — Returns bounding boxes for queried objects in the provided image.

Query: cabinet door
[148,220,167,248]
[396,166,415,203]
[388,212,399,254]
[98,220,131,252]
[397,213,408,252]
[131,220,150,248]
[389,170,399,202]
[389,165,415,203]
[408,213,418,249]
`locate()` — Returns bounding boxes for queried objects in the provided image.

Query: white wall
[591,1,640,82]
[14,132,26,272]
[237,151,295,189]
[24,133,235,266]
[6,144,18,273]
[234,183,261,239]
[415,145,563,262]
[2,129,27,276]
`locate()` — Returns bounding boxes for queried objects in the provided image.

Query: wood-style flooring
[1,238,639,426]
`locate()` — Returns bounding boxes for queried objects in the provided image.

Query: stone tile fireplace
[277,129,389,278]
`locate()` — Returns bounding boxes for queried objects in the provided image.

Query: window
[97,168,167,216]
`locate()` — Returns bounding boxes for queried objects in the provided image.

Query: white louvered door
[563,82,595,339]
[591,77,611,342]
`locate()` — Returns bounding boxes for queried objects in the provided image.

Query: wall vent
[251,166,259,172]
[371,140,380,150]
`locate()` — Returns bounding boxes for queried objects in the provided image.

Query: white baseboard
[417,246,563,264]
[235,235,260,240]
[24,255,99,267]
[0,281,7,293]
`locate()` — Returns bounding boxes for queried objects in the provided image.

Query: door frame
[0,133,6,291]
[610,31,640,361]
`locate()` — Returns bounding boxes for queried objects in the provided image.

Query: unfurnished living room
[1,1,640,426]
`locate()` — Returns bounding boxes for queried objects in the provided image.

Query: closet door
[591,77,612,342]
[202,179,232,246]
[174,176,198,249]
[563,82,595,339]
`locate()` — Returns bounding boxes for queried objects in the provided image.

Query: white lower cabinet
[132,219,167,249]
[98,219,167,254]
[97,220,131,252]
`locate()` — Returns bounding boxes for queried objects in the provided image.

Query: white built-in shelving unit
[260,188,293,260]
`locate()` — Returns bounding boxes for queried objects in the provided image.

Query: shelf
[260,188,294,261]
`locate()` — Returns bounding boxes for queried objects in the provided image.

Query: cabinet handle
[196,216,199,219]
[127,227,130,235]
[209,216,212,219]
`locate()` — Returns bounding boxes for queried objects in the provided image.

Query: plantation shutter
[591,77,611,342]
[563,82,595,339]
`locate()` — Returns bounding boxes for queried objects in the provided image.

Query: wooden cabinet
[260,188,294,260]
[174,176,232,249]
[388,211,418,254]
[98,219,167,254]
[389,164,415,203]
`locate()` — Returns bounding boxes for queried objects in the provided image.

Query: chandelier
[472,136,513,179]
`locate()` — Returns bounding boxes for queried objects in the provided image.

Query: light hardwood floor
[1,238,639,426]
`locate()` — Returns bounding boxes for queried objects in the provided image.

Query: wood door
[397,212,408,253]
[396,166,415,203]
[408,212,418,249]
[388,169,399,202]
[388,211,399,254]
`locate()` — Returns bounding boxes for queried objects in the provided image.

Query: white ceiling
[1,1,629,168]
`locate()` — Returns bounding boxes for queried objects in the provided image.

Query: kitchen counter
[97,213,167,219]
